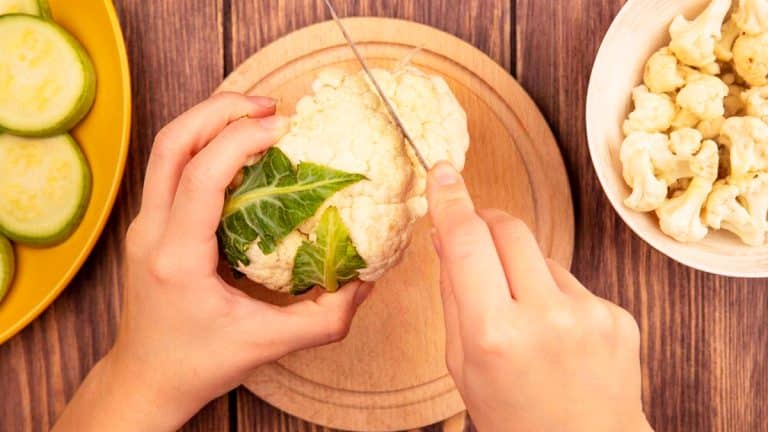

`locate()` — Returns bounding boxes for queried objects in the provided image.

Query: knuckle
[585,301,615,332]
[323,314,352,343]
[180,161,211,194]
[210,91,242,104]
[442,216,487,244]
[544,306,579,333]
[472,324,514,356]
[615,307,641,341]
[147,250,179,284]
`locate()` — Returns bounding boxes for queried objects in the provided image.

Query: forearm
[52,352,183,432]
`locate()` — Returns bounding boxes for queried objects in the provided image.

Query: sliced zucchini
[0,235,13,302]
[0,0,50,17]
[0,14,95,136]
[0,133,91,245]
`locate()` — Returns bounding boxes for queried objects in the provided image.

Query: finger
[547,259,594,298]
[477,209,561,304]
[433,231,463,383]
[427,162,514,324]
[141,93,277,224]
[279,281,373,351]
[163,116,289,247]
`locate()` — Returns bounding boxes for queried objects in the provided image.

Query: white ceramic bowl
[587,0,768,277]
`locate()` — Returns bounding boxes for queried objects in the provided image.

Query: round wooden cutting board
[217,18,574,431]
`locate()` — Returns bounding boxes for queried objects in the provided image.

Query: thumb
[278,281,374,350]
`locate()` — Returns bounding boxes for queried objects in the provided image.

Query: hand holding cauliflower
[219,66,469,293]
[620,0,768,246]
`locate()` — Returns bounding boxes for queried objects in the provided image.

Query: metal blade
[323,0,430,171]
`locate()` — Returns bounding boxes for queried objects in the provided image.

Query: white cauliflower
[644,48,686,93]
[676,74,729,120]
[672,108,701,129]
[719,116,768,177]
[704,173,768,244]
[725,82,747,116]
[623,85,676,135]
[732,0,768,34]
[620,132,670,211]
[619,129,719,212]
[656,177,714,242]
[236,66,469,292]
[733,32,768,86]
[742,85,768,120]
[697,115,726,139]
[669,0,732,68]
[715,18,743,61]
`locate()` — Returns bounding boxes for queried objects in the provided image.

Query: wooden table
[1,1,767,431]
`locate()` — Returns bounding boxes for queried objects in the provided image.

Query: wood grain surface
[0,1,766,431]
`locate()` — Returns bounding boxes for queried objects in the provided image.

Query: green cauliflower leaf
[218,148,366,267]
[291,206,366,295]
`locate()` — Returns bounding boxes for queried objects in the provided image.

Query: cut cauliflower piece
[676,74,729,120]
[643,48,686,93]
[238,66,469,291]
[716,18,743,62]
[668,0,732,68]
[622,85,676,135]
[742,85,768,121]
[732,0,768,35]
[656,176,714,242]
[620,133,670,212]
[697,115,726,139]
[704,173,768,245]
[733,32,768,86]
[656,130,720,183]
[719,116,768,177]
[672,108,701,129]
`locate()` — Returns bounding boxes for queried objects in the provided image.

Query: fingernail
[353,282,374,306]
[249,96,277,108]
[259,115,289,130]
[431,162,459,186]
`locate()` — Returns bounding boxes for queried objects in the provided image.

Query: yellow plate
[0,0,131,343]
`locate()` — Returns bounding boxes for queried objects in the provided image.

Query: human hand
[53,93,373,432]
[426,162,652,432]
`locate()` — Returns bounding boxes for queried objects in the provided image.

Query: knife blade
[323,0,430,171]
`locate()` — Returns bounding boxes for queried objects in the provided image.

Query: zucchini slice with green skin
[0,133,91,246]
[0,14,95,136]
[0,0,50,17]
[0,235,13,303]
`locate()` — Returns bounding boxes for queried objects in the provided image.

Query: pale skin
[52,93,653,432]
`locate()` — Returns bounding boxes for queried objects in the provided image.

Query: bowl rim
[586,0,768,279]
[0,0,132,343]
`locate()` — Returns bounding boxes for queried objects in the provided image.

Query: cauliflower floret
[644,48,686,93]
[241,66,469,290]
[733,32,768,86]
[719,116,768,176]
[620,133,670,211]
[239,232,304,293]
[669,0,732,68]
[672,108,701,129]
[732,0,768,35]
[716,18,743,62]
[697,115,726,139]
[656,176,714,242]
[676,74,729,120]
[657,130,720,183]
[623,85,676,135]
[742,85,768,121]
[704,173,768,245]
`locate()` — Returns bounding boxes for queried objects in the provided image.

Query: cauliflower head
[719,116,768,177]
[669,0,732,68]
[656,176,714,242]
[623,85,676,135]
[704,173,768,245]
[644,48,686,93]
[715,18,743,62]
[732,0,768,35]
[228,66,469,293]
[676,74,729,120]
[620,132,670,211]
[742,85,768,120]
[733,32,768,86]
